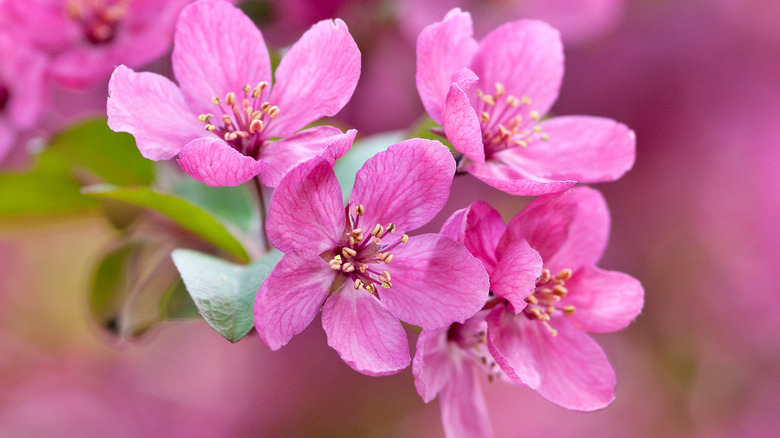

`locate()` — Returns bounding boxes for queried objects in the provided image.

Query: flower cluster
[104,1,643,437]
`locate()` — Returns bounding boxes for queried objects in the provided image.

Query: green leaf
[0,167,98,216]
[171,178,257,234]
[91,241,194,339]
[84,185,250,261]
[172,248,283,343]
[47,119,154,186]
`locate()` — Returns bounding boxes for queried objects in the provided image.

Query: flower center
[325,204,409,294]
[198,82,280,159]
[523,268,576,336]
[0,82,9,113]
[447,322,503,382]
[66,0,129,46]
[476,82,549,158]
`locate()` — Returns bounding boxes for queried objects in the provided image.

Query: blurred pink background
[2,0,779,436]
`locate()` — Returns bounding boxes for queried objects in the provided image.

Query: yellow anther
[386,223,396,234]
[525,295,539,305]
[494,82,505,96]
[260,102,271,112]
[371,224,384,237]
[481,111,491,123]
[242,84,251,94]
[355,204,365,215]
[225,92,236,106]
[224,132,238,141]
[539,269,551,283]
[198,114,213,123]
[506,95,520,107]
[556,269,572,281]
[547,305,556,314]
[481,94,496,106]
[355,279,364,290]
[401,234,409,243]
[530,110,540,120]
[522,95,532,105]
[382,270,391,282]
[268,106,280,118]
[383,253,393,264]
[342,247,357,258]
[552,285,568,297]
[533,125,542,133]
[366,284,377,294]
[342,262,355,273]
[250,119,264,134]
[564,305,576,316]
[382,282,392,289]
[222,114,233,125]
[514,139,528,148]
[212,96,221,105]
[243,98,250,108]
[541,133,550,141]
[204,124,216,131]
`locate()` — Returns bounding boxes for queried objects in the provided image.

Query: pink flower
[486,186,644,410]
[254,139,490,376]
[413,200,542,437]
[416,9,636,195]
[0,33,48,164]
[0,0,200,89]
[107,0,360,187]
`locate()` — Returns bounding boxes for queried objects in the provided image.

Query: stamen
[342,262,355,273]
[401,234,409,243]
[494,82,505,97]
[342,247,357,258]
[386,223,396,234]
[564,306,576,316]
[225,92,236,106]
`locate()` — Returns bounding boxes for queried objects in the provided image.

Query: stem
[253,176,271,253]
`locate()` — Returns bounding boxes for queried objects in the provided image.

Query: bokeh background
[2,0,779,436]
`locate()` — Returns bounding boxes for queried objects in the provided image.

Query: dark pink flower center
[66,0,128,46]
[447,321,503,382]
[0,82,9,113]
[324,204,409,295]
[523,267,576,336]
[475,82,549,158]
[198,82,281,159]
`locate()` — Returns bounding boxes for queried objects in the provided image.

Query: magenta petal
[173,1,271,114]
[441,201,506,274]
[379,234,489,329]
[487,307,616,411]
[491,240,543,312]
[466,160,576,196]
[442,73,485,164]
[177,138,265,187]
[350,139,455,233]
[413,328,452,402]
[322,286,410,376]
[439,361,493,438]
[254,251,336,350]
[258,126,356,188]
[505,186,610,273]
[107,65,203,160]
[508,116,636,183]
[416,8,479,124]
[566,266,644,333]
[266,158,345,254]
[266,19,360,138]
[472,19,564,117]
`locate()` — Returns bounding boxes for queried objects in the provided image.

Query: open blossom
[0,0,201,89]
[486,187,644,410]
[254,139,489,376]
[414,201,543,438]
[416,9,635,195]
[0,33,48,163]
[107,0,360,187]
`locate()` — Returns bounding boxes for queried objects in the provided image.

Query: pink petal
[441,72,485,164]
[466,160,576,196]
[566,266,644,333]
[441,201,506,274]
[107,65,203,160]
[258,126,356,188]
[173,1,271,115]
[487,306,617,411]
[500,116,636,183]
[176,138,265,187]
[416,8,479,124]
[378,234,489,330]
[439,360,493,438]
[350,139,455,233]
[491,240,543,312]
[322,285,410,376]
[254,251,336,350]
[503,186,610,273]
[266,158,345,254]
[266,19,360,138]
[471,19,564,118]
[412,328,453,403]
